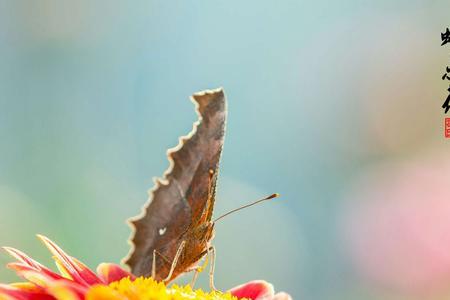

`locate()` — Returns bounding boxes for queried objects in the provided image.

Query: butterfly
[123,88,227,288]
[123,88,277,289]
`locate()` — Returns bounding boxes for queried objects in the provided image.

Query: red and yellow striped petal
[96,263,135,284]
[37,235,102,286]
[0,284,55,300]
[46,281,87,300]
[2,248,64,281]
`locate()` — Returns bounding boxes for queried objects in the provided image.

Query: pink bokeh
[342,155,450,294]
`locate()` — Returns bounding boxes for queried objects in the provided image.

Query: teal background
[1,1,450,299]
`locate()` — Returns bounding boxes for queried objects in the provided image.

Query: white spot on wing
[159,227,167,235]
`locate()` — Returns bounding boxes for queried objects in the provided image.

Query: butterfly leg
[152,249,156,279]
[163,240,186,282]
[190,268,200,287]
[188,254,209,287]
[207,245,217,291]
[151,249,173,280]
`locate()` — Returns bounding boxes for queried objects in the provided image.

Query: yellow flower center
[86,277,241,300]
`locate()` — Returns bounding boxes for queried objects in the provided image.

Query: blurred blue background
[1,1,450,299]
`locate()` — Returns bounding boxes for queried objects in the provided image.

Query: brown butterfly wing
[123,88,227,280]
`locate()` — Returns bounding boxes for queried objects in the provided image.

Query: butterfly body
[167,222,215,282]
[124,89,226,283]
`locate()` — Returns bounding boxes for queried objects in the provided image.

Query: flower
[0,236,291,300]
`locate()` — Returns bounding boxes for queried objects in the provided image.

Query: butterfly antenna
[213,193,280,223]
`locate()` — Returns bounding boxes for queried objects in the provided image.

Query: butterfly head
[191,221,215,244]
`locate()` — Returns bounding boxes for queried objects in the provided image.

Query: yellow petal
[86,285,127,300]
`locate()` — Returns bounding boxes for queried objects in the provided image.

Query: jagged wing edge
[121,87,224,269]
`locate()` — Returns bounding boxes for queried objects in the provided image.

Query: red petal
[6,263,49,284]
[2,247,64,281]
[229,280,275,300]
[70,257,104,285]
[0,284,56,300]
[6,266,61,289]
[37,235,102,286]
[96,263,135,284]
[2,247,42,270]
[46,280,87,300]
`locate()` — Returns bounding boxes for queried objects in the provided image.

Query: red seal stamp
[445,118,450,138]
